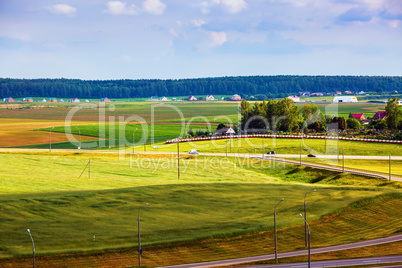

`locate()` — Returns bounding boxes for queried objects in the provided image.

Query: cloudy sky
[0,0,401,79]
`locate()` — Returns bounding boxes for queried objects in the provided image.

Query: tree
[385,97,402,131]
[216,123,227,130]
[347,118,361,129]
[332,116,346,131]
[369,119,387,130]
[239,100,251,130]
[302,103,326,131]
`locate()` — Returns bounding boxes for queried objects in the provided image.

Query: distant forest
[1,76,401,99]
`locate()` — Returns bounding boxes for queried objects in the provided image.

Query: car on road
[188,149,199,155]
[266,151,276,155]
[307,154,316,157]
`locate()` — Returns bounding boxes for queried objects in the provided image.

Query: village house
[352,113,369,124]
[213,127,235,136]
[70,98,80,103]
[206,95,215,101]
[100,97,110,102]
[4,97,14,102]
[230,94,242,101]
[49,98,58,102]
[187,95,197,101]
[160,96,169,101]
[372,111,386,120]
[25,97,33,102]
[150,96,158,101]
[287,95,300,102]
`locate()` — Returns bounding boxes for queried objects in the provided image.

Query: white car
[188,149,199,155]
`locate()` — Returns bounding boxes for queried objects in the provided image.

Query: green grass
[141,137,402,156]
[0,152,396,258]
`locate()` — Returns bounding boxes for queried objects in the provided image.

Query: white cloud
[47,4,76,15]
[220,0,247,13]
[210,31,227,47]
[169,28,178,37]
[143,0,166,15]
[105,1,138,16]
[192,19,206,27]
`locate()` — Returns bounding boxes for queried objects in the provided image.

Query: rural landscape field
[2,0,402,267]
[0,99,401,267]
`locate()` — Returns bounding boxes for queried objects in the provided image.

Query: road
[159,234,402,268]
[242,256,402,268]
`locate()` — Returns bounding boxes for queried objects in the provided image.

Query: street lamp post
[299,214,311,268]
[138,203,148,267]
[274,198,284,264]
[27,229,35,268]
[133,128,138,154]
[304,189,316,247]
[49,127,54,152]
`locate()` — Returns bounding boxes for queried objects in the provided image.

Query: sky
[0,0,401,79]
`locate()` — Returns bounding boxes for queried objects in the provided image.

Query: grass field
[140,137,402,157]
[1,193,400,267]
[0,152,398,260]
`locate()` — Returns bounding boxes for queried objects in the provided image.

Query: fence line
[166,134,402,145]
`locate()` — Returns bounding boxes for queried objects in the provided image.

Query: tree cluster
[239,99,326,133]
[1,76,402,99]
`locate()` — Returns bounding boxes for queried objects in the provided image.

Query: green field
[0,152,399,260]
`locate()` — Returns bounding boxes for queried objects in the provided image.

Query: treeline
[240,97,402,133]
[1,76,402,99]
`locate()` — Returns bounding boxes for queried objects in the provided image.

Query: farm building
[352,113,367,121]
[150,96,158,101]
[4,97,14,102]
[25,97,33,102]
[287,95,300,102]
[333,96,357,103]
[160,96,169,101]
[206,95,215,101]
[230,94,242,101]
[372,111,386,120]
[42,99,47,102]
[100,97,110,102]
[187,95,197,101]
[70,98,80,103]
[49,98,58,102]
[213,127,235,136]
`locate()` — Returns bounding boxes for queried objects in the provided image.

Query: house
[42,99,47,102]
[25,97,33,102]
[333,96,358,103]
[160,96,169,101]
[70,98,80,103]
[187,95,197,101]
[206,95,215,101]
[59,99,65,102]
[230,94,242,101]
[336,91,342,95]
[85,99,90,103]
[287,95,300,102]
[150,96,158,101]
[344,91,353,94]
[352,113,367,121]
[372,111,386,120]
[100,97,110,102]
[299,92,310,96]
[4,97,14,102]
[213,127,236,136]
[49,98,58,102]
[358,91,366,95]
[311,92,323,96]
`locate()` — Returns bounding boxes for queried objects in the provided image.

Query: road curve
[158,234,402,268]
[243,255,402,268]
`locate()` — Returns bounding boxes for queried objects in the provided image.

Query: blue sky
[0,0,401,79]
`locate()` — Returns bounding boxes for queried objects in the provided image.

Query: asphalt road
[159,234,402,268]
[243,256,402,268]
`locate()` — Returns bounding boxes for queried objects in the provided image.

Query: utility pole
[300,143,302,166]
[177,141,180,180]
[389,154,391,181]
[342,148,344,172]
